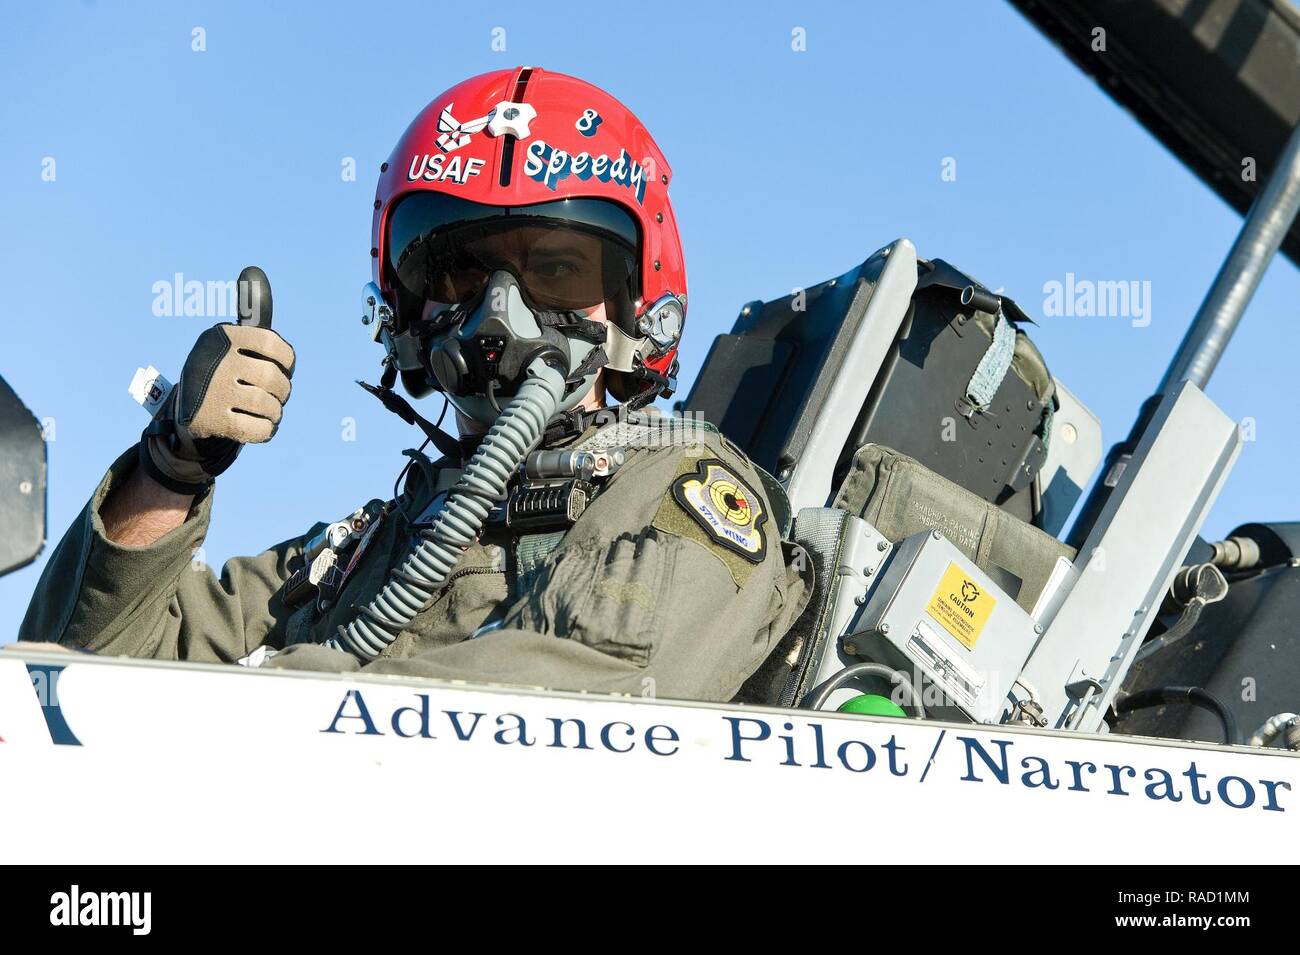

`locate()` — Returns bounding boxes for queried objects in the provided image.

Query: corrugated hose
[326,359,567,660]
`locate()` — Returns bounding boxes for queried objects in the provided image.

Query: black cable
[391,396,450,528]
[392,437,431,528]
[804,662,927,718]
[1115,685,1239,745]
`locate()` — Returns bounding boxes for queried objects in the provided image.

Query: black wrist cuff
[137,439,212,497]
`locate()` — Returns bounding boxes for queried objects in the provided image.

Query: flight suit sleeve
[359,435,814,703]
[17,446,308,663]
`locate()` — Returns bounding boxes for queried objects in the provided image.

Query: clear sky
[2,0,1298,642]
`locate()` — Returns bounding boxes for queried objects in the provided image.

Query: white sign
[1,651,1296,863]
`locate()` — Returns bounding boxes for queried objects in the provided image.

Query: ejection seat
[680,239,1103,711]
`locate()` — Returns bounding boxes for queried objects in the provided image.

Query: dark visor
[387,193,640,311]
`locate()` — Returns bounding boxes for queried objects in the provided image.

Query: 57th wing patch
[665,458,768,563]
[652,455,770,587]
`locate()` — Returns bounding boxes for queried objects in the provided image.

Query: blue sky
[2,0,1298,642]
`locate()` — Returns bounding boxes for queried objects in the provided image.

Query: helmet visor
[387,193,640,312]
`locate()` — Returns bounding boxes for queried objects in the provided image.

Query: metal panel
[801,514,895,706]
[783,239,918,512]
[844,272,1050,522]
[682,244,908,478]
[1018,382,1241,731]
[850,530,1042,723]
[1036,378,1103,536]
[0,375,46,577]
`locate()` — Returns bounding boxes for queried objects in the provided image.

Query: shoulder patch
[667,457,767,564]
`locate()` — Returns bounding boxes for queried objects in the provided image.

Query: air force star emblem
[435,103,490,153]
[436,100,537,153]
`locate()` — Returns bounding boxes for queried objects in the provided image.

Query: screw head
[876,539,889,552]
[879,622,891,635]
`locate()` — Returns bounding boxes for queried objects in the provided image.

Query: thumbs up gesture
[138,267,295,495]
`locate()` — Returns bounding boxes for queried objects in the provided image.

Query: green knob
[838,693,906,718]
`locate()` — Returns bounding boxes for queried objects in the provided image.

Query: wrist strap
[138,440,212,497]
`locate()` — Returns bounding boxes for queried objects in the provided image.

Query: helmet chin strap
[563,344,609,395]
[622,363,676,411]
[533,308,606,344]
[545,308,673,406]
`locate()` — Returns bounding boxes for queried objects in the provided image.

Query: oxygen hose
[327,359,568,660]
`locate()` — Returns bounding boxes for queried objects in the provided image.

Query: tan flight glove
[139,323,295,495]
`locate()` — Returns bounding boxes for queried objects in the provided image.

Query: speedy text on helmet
[523,140,647,204]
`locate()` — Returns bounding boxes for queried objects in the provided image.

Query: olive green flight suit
[19,415,812,703]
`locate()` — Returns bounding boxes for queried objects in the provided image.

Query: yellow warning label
[925,562,995,650]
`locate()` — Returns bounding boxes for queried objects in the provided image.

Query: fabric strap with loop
[964,309,1017,412]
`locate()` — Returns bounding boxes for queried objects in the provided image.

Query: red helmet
[371,67,686,404]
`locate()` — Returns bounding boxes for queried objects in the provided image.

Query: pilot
[18,67,812,703]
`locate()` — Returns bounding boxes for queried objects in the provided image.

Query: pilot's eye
[531,258,582,280]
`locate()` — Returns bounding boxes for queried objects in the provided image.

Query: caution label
[925,562,995,650]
